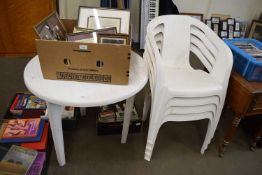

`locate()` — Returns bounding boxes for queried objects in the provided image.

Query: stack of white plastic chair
[143,15,233,161]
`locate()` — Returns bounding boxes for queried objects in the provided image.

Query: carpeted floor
[0,57,262,175]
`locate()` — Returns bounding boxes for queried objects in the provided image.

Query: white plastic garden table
[23,51,148,166]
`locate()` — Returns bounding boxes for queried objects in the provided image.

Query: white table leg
[121,95,135,144]
[80,107,86,116]
[47,102,66,166]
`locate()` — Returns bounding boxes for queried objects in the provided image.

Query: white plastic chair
[143,15,233,161]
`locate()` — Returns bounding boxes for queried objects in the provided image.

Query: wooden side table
[219,71,262,157]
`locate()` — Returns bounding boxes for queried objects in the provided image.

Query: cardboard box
[36,39,131,85]
[34,12,131,85]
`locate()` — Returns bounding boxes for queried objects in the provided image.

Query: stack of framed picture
[34,7,131,45]
[205,17,241,39]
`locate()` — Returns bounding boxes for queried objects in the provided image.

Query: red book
[9,95,20,114]
[21,123,49,151]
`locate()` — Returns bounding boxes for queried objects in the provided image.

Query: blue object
[0,120,45,143]
[224,38,262,82]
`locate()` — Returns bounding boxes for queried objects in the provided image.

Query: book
[0,161,26,175]
[10,94,30,115]
[14,95,29,110]
[26,152,46,175]
[0,119,8,139]
[9,93,47,117]
[98,105,116,123]
[0,145,37,175]
[0,120,45,144]
[115,103,139,122]
[1,119,41,139]
[97,102,140,123]
[24,96,46,110]
[22,95,46,117]
[21,123,49,151]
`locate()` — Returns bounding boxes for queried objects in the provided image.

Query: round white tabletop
[24,51,148,107]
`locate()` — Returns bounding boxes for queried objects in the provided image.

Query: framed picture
[234,21,240,31]
[87,16,121,33]
[228,25,234,39]
[67,27,117,43]
[205,19,212,28]
[227,18,235,25]
[211,17,220,24]
[248,20,262,41]
[180,13,204,21]
[77,7,130,34]
[221,20,228,31]
[219,30,228,38]
[34,12,66,40]
[73,26,92,33]
[233,31,240,38]
[97,34,129,45]
[67,32,95,43]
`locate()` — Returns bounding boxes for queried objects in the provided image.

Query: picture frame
[221,20,228,31]
[234,21,240,31]
[248,20,262,41]
[228,25,234,39]
[227,18,235,25]
[233,31,240,38]
[97,34,129,45]
[67,27,117,43]
[211,17,220,24]
[73,26,92,33]
[87,16,121,33]
[77,6,130,34]
[67,32,95,43]
[180,13,204,21]
[212,23,219,34]
[205,19,212,28]
[34,12,67,41]
[219,30,228,38]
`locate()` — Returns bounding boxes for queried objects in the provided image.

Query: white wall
[59,0,262,41]
[59,0,262,21]
[59,0,100,19]
[172,0,262,23]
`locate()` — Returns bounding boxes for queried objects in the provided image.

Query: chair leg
[144,123,161,161]
[201,105,223,154]
[200,119,213,154]
[142,90,151,121]
[206,108,223,149]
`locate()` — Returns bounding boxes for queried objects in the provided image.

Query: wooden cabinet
[0,0,56,57]
[219,71,262,156]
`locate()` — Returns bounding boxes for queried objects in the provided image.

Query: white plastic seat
[143,15,233,161]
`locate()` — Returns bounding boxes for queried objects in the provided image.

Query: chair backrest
[144,15,233,88]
